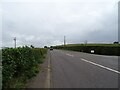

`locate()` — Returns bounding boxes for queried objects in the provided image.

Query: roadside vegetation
[0,49,2,90]
[54,44,120,56]
[2,46,47,88]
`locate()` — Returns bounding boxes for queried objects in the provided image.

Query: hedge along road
[49,49,119,88]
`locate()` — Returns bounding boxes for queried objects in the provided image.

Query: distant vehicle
[50,48,53,50]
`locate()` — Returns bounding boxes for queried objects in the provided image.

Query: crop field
[54,43,120,56]
[2,46,47,88]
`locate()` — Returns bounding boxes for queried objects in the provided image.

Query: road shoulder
[25,51,50,88]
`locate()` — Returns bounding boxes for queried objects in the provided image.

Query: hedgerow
[54,44,120,56]
[2,46,47,88]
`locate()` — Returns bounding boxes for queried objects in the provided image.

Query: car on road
[50,48,53,50]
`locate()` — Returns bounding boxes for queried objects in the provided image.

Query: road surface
[49,50,119,88]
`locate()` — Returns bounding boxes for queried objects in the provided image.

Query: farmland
[2,46,47,88]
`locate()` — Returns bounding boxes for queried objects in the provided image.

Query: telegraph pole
[14,37,16,48]
[64,36,66,46]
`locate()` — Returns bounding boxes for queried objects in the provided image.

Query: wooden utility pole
[64,36,66,46]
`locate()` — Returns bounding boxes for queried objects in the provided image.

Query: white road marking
[81,58,120,74]
[66,54,74,57]
[89,54,118,58]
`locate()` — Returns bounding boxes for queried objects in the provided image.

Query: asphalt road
[50,49,119,88]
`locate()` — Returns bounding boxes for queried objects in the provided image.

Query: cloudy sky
[1,0,119,47]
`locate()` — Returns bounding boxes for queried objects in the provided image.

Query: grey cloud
[2,0,118,47]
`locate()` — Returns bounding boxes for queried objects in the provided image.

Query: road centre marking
[66,54,74,57]
[81,58,120,74]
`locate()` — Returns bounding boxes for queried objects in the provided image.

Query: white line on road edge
[66,54,74,57]
[81,58,120,74]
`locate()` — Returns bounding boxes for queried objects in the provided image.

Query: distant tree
[50,46,53,48]
[44,46,47,48]
[113,41,119,44]
[30,45,34,48]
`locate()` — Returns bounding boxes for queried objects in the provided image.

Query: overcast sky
[1,0,119,47]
